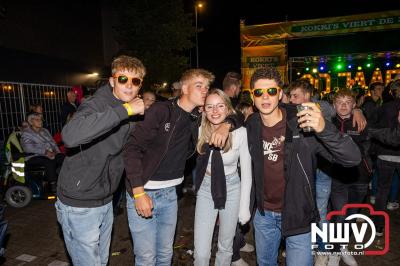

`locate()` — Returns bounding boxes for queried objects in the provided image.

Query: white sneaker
[327,255,340,266]
[314,254,329,266]
[240,243,255,253]
[370,196,376,204]
[231,258,249,266]
[387,201,399,210]
[376,228,384,237]
[340,247,358,266]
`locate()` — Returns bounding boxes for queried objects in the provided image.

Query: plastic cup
[296,104,313,132]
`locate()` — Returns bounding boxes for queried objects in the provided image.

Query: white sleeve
[238,128,252,225]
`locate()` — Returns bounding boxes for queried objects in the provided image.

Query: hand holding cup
[296,102,325,133]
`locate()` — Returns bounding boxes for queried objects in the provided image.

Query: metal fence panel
[0,81,71,142]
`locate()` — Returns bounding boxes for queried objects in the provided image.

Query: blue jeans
[55,200,113,266]
[315,169,331,223]
[254,209,312,266]
[126,187,178,266]
[315,169,331,251]
[194,174,240,266]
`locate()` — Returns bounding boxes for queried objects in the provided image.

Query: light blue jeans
[55,199,113,266]
[194,174,241,266]
[126,187,178,266]
[316,169,332,223]
[254,209,312,266]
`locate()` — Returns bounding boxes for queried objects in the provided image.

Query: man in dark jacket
[55,55,145,266]
[328,89,400,266]
[362,82,384,126]
[60,90,77,126]
[246,67,361,266]
[123,69,242,265]
[373,79,400,235]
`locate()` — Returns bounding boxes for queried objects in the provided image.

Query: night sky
[1,0,399,86]
[188,0,400,85]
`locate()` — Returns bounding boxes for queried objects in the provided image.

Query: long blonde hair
[197,89,236,154]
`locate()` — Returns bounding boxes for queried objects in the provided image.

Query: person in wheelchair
[21,112,64,191]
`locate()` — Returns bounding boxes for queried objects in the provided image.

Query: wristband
[133,192,146,199]
[123,103,134,116]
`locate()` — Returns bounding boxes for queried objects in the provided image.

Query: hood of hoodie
[93,84,125,108]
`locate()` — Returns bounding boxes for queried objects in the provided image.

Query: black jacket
[362,96,383,127]
[123,99,242,196]
[246,104,361,237]
[330,115,400,184]
[57,84,134,207]
[370,98,400,157]
[60,102,77,126]
[331,115,372,184]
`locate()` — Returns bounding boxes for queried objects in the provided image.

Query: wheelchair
[1,162,56,208]
[1,130,57,208]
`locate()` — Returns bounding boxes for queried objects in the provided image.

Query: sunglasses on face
[113,75,142,86]
[252,87,279,97]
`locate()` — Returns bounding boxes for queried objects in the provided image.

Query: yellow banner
[241,44,287,89]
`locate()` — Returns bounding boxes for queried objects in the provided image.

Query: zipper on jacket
[187,122,199,159]
[149,110,182,179]
[363,158,373,174]
[296,153,313,201]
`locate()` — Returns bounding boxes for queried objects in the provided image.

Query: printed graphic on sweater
[263,135,285,162]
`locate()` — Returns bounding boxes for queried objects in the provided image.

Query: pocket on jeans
[126,192,135,210]
[166,188,177,201]
[55,201,64,224]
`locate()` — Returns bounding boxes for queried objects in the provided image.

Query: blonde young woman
[193,89,252,266]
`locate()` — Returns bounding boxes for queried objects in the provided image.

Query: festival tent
[240,10,400,91]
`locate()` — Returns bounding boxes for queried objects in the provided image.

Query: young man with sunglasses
[123,69,243,265]
[288,79,367,266]
[245,67,361,266]
[55,55,145,266]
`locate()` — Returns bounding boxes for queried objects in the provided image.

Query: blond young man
[56,55,145,266]
[124,69,243,265]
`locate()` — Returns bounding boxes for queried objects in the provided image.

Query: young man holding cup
[288,79,367,265]
[245,67,361,266]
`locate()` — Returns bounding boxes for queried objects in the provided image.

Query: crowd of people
[6,54,400,266]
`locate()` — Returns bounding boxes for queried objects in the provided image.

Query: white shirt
[204,126,252,224]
